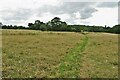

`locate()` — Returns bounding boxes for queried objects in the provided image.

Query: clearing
[2,29,118,78]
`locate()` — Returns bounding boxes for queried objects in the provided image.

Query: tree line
[0,17,120,34]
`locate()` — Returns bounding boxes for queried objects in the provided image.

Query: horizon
[0,0,119,27]
[0,18,118,28]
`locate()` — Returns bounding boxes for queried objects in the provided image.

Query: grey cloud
[1,2,118,26]
[37,2,97,20]
[65,18,76,24]
[37,2,118,21]
[119,2,120,7]
[97,2,118,8]
[0,8,32,22]
[80,7,97,19]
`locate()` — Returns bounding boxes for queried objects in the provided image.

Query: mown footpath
[50,35,89,78]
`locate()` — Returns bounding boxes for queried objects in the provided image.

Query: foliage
[1,17,120,34]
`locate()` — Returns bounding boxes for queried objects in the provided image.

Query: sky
[0,0,119,27]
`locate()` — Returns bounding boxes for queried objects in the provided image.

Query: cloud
[97,2,118,8]
[87,7,118,27]
[0,0,118,26]
[37,2,118,22]
[0,8,33,25]
[80,7,97,19]
[37,2,97,20]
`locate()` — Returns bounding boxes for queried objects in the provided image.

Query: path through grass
[3,30,118,78]
[52,35,89,78]
[79,33,118,78]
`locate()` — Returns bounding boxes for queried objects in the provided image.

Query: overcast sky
[0,0,119,27]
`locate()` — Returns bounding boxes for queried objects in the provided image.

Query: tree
[46,21,52,31]
[28,20,45,30]
[0,22,3,29]
[34,20,41,30]
[60,22,67,31]
[28,23,34,27]
[49,17,68,31]
[28,23,34,29]
[112,25,120,34]
[51,17,60,22]
[50,17,61,30]
[40,24,47,31]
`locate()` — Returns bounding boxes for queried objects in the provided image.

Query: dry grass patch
[79,33,118,78]
[2,29,83,78]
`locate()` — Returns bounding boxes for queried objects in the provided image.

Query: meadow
[2,29,118,78]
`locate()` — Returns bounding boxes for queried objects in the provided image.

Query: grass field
[2,29,118,78]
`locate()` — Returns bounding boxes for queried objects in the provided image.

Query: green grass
[51,36,88,78]
[2,29,118,78]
